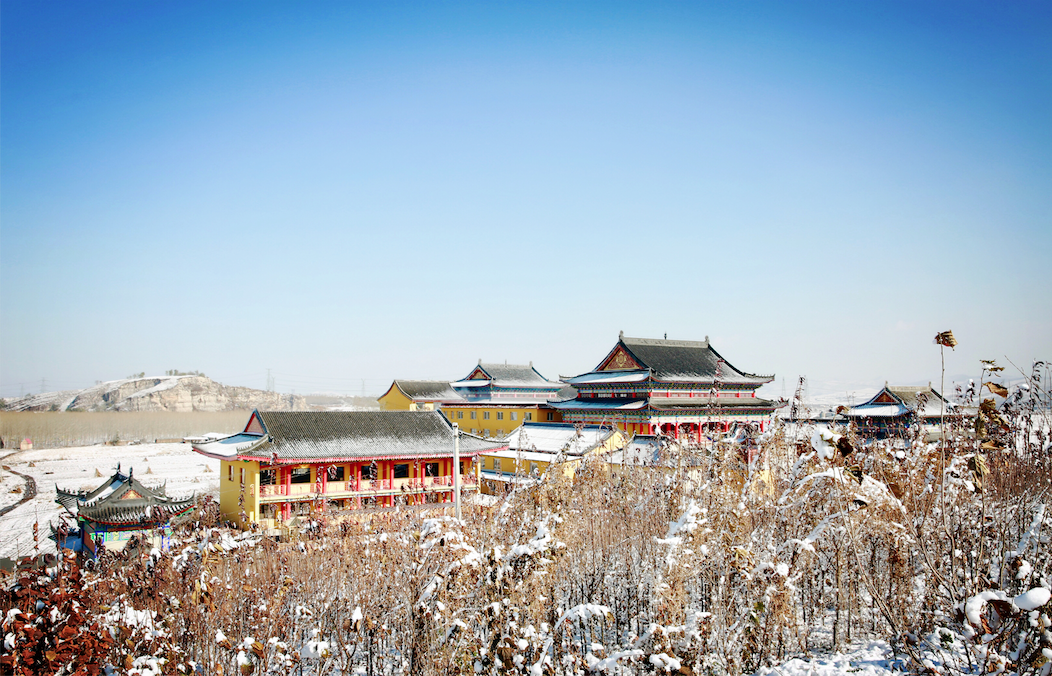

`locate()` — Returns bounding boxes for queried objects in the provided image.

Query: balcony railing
[258,475,477,500]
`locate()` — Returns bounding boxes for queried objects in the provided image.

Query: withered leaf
[984,382,1009,397]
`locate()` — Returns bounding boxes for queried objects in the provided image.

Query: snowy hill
[2,376,308,413]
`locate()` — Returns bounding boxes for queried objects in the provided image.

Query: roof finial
[619,330,624,340]
[478,358,482,365]
[704,335,709,344]
[529,361,533,368]
[664,333,667,340]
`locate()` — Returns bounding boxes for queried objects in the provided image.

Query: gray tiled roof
[466,363,562,388]
[244,410,505,461]
[394,380,464,401]
[618,335,773,384]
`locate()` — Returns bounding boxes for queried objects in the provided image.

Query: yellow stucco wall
[219,458,260,528]
[377,384,414,411]
[441,405,561,438]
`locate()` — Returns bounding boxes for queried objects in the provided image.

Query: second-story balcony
[258,474,478,502]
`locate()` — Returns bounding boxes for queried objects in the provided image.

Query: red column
[320,465,328,494]
[696,424,701,444]
[284,467,291,496]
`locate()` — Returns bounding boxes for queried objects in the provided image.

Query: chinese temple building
[439,362,570,438]
[550,333,781,440]
[55,466,194,555]
[191,410,506,529]
[844,384,954,439]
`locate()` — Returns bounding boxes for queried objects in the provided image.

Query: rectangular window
[228,464,233,481]
[291,467,311,484]
[425,462,440,476]
[362,463,377,480]
[483,411,490,420]
[240,467,245,485]
[457,411,463,419]
[525,412,532,421]
[510,412,517,421]
[260,469,276,485]
[496,411,504,420]
[460,460,469,475]
[329,466,345,481]
[530,462,539,475]
[547,412,554,421]
[470,411,477,420]
[394,463,410,479]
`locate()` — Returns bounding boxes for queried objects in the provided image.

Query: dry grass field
[0,411,252,449]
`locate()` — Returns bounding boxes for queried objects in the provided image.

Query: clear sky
[2,1,1050,400]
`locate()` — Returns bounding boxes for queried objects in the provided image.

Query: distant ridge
[2,376,308,413]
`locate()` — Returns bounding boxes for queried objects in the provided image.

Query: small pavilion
[55,466,194,555]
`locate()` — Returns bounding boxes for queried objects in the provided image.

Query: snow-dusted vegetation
[2,395,1051,675]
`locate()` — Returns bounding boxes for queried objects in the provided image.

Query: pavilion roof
[56,469,194,526]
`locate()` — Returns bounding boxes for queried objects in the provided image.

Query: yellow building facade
[195,410,505,530]
[440,404,562,438]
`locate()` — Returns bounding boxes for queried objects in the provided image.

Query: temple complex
[550,333,781,440]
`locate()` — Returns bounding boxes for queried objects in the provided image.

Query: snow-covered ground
[754,640,900,676]
[0,465,26,512]
[0,442,220,561]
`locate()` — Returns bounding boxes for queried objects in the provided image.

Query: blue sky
[2,1,1050,400]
